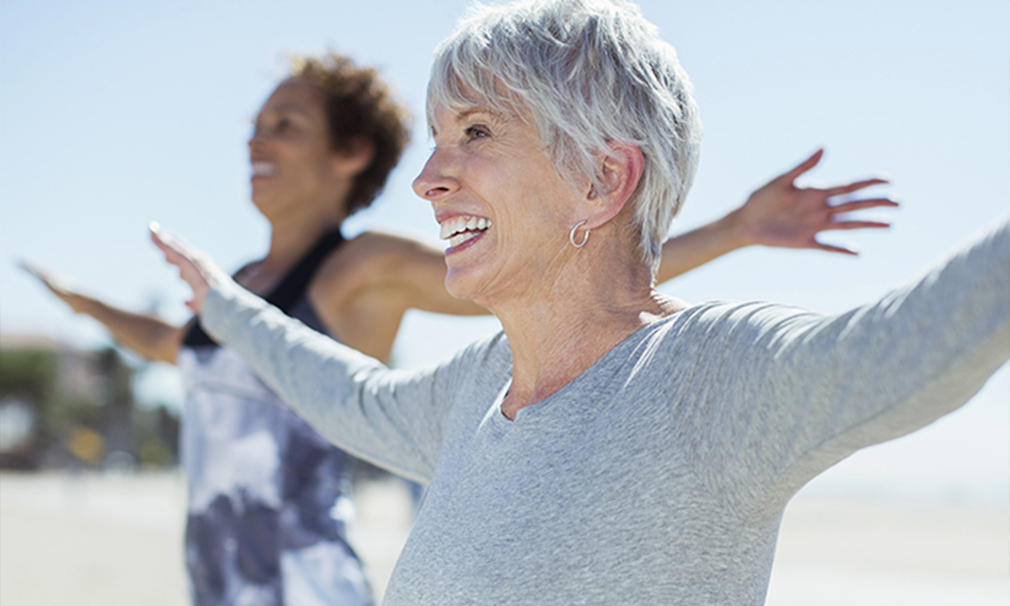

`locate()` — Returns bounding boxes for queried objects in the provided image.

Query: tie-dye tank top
[177,230,372,606]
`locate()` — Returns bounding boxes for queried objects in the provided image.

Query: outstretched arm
[333,232,487,318]
[20,260,186,364]
[679,217,1008,519]
[302,231,488,364]
[348,148,896,318]
[150,222,459,483]
[656,149,897,284]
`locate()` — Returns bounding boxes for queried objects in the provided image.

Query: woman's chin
[444,270,490,307]
[444,276,474,302]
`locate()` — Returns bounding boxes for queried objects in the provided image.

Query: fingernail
[149,221,161,234]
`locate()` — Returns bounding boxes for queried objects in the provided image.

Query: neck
[491,237,684,420]
[246,203,348,294]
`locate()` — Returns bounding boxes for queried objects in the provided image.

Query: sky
[1,0,1008,504]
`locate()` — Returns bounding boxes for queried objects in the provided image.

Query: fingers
[823,197,897,232]
[828,197,899,213]
[823,178,889,196]
[149,221,188,254]
[822,219,893,231]
[150,221,194,277]
[781,148,825,183]
[149,222,197,269]
[812,241,859,255]
[17,259,47,282]
[18,259,68,292]
[149,221,179,258]
[149,221,219,315]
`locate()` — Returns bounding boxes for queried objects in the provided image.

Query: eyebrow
[262,103,312,116]
[456,107,500,120]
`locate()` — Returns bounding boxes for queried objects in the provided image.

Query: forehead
[259,80,323,116]
[433,104,491,122]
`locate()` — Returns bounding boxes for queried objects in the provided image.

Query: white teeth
[251,162,278,177]
[439,215,492,242]
[449,231,481,247]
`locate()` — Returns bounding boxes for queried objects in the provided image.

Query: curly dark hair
[289,53,412,215]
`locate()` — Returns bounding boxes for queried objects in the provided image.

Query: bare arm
[656,149,897,284]
[366,233,486,317]
[307,232,488,362]
[21,260,187,364]
[316,231,485,317]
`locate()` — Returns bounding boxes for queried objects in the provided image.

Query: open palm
[737,149,897,255]
[149,223,225,314]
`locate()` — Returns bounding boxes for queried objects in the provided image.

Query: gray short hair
[427,0,702,273]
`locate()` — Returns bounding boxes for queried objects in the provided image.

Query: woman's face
[248,80,355,222]
[413,104,586,306]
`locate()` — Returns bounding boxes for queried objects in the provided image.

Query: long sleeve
[200,279,473,484]
[678,217,1010,520]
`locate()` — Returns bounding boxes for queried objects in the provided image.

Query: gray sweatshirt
[202,218,1009,605]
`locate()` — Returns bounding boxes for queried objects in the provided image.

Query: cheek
[511,176,577,234]
[467,151,576,246]
[282,147,332,186]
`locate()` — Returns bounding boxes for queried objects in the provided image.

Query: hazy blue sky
[1,0,1007,503]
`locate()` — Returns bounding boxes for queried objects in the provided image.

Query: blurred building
[0,333,179,470]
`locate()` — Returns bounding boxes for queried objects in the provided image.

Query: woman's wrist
[714,206,757,252]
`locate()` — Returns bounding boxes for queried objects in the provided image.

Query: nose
[412,147,460,202]
[248,128,263,151]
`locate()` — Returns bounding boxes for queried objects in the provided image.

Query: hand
[19,260,89,313]
[732,149,898,255]
[149,222,225,314]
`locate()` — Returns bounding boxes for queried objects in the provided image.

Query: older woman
[27,48,891,605]
[153,0,1008,603]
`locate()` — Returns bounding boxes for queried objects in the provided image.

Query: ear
[332,137,376,177]
[583,141,644,230]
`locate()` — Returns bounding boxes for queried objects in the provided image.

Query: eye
[464,125,490,141]
[250,115,294,139]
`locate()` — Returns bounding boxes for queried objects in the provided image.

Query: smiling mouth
[251,162,278,178]
[440,215,492,248]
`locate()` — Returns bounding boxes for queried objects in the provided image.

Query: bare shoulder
[309,231,442,302]
[344,230,439,258]
[305,231,449,361]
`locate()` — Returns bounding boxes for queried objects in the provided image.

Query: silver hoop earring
[569,220,590,248]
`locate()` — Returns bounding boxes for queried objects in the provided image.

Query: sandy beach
[1,471,1006,605]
